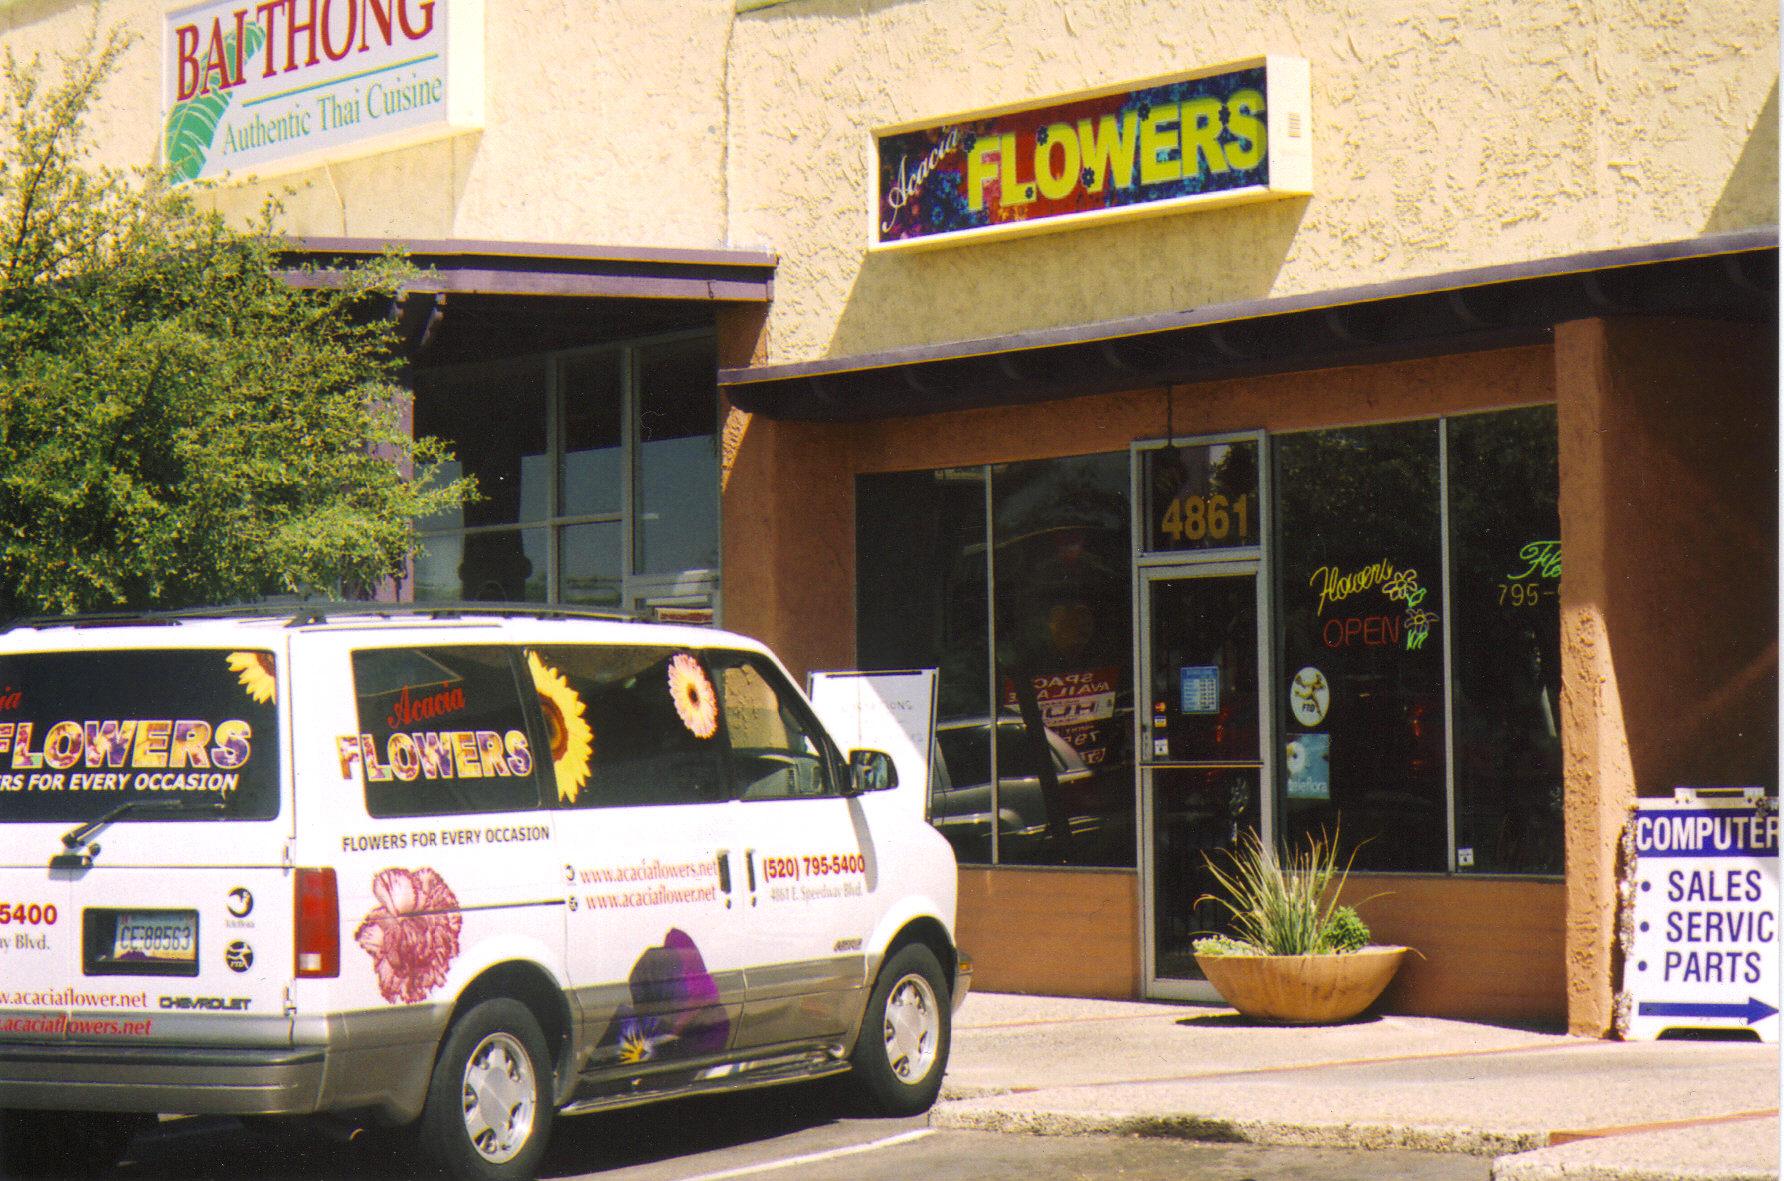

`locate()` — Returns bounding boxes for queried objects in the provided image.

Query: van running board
[559,1047,852,1117]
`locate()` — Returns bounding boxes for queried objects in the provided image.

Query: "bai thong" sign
[161,0,484,185]
[871,56,1311,251]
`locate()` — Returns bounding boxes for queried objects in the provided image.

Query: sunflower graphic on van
[227,652,276,704]
[526,650,593,804]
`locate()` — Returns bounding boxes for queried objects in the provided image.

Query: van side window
[709,653,837,801]
[526,645,726,808]
[350,647,545,818]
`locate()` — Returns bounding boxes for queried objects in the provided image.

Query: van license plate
[112,912,197,964]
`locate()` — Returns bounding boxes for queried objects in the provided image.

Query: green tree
[0,25,471,616]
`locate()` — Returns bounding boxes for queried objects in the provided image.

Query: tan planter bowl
[1194,946,1410,1025]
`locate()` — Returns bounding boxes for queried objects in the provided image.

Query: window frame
[411,327,721,618]
[708,649,846,803]
[1268,404,1563,879]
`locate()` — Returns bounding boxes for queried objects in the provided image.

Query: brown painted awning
[721,228,1776,421]
[277,236,778,365]
[281,237,777,303]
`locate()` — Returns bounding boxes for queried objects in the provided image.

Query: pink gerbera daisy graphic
[666,653,719,740]
[354,868,463,1004]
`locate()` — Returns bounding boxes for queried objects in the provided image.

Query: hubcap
[460,1031,536,1164]
[882,972,940,1084]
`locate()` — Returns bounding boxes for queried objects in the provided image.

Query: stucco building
[7,0,1775,1034]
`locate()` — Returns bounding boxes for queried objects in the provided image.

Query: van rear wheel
[847,943,951,1116]
[417,998,554,1181]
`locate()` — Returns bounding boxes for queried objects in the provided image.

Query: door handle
[716,849,732,895]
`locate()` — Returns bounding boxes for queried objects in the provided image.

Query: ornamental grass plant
[1192,828,1376,957]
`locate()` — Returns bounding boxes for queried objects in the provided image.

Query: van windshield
[0,648,281,823]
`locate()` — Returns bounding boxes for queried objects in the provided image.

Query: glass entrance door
[1139,564,1270,998]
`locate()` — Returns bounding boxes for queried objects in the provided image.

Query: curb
[930,1102,1547,1157]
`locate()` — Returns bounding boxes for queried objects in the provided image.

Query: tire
[0,1109,144,1178]
[847,943,951,1116]
[415,998,555,1181]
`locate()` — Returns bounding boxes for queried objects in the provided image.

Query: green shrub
[1195,829,1377,955]
[1323,905,1371,953]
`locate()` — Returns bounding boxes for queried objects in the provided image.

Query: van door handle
[745,849,757,893]
[716,849,732,894]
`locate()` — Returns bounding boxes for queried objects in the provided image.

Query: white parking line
[674,1128,935,1180]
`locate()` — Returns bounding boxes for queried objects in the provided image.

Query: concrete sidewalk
[937,993,1779,1181]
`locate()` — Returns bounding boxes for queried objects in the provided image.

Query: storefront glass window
[411,332,718,612]
[857,468,992,864]
[856,456,1136,869]
[561,351,624,517]
[636,337,719,577]
[1274,422,1448,873]
[1447,407,1563,875]
[991,455,1135,868]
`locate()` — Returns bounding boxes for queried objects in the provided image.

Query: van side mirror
[847,749,898,794]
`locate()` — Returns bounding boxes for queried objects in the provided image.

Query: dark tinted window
[1275,422,1447,873]
[351,647,544,818]
[1448,407,1563,875]
[525,645,726,808]
[635,337,718,576]
[0,649,280,822]
[858,467,992,862]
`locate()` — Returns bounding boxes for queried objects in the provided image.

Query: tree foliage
[0,24,471,616]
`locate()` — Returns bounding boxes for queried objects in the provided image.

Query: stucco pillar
[1554,318,1636,1037]
[1553,315,1778,1037]
[719,406,857,682]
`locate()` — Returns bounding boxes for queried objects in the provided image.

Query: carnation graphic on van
[526,650,593,804]
[354,868,463,1004]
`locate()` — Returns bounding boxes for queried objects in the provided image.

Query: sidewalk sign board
[807,669,938,820]
[1620,787,1779,1042]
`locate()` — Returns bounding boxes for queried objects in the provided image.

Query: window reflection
[636,337,718,576]
[413,359,549,530]
[408,334,718,612]
[858,468,992,864]
[856,456,1136,869]
[561,352,624,517]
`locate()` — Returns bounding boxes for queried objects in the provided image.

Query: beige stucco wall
[2,1,1774,361]
[726,0,1778,364]
[0,0,737,248]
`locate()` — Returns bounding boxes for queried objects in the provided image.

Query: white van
[0,606,967,1180]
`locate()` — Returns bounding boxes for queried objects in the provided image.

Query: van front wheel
[418,998,555,1181]
[848,943,951,1116]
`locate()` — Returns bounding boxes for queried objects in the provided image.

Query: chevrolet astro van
[0,606,967,1180]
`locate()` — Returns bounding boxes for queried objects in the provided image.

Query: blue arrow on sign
[1637,997,1780,1025]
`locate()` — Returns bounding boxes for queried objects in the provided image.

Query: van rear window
[0,649,281,823]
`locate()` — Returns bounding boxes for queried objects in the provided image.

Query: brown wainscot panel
[956,867,1140,999]
[1338,874,1567,1027]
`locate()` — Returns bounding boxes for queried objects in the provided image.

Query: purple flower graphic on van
[354,868,463,1004]
[594,929,730,1066]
